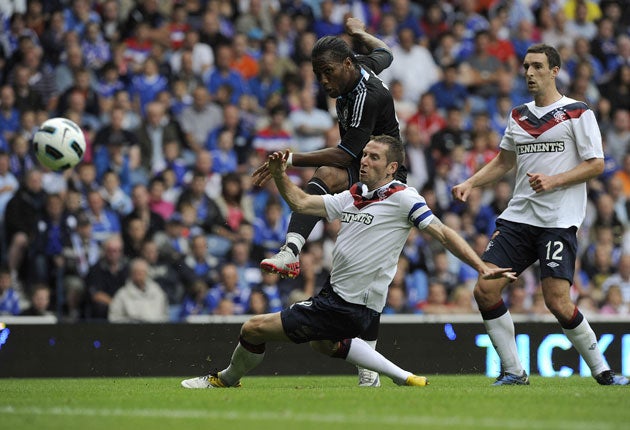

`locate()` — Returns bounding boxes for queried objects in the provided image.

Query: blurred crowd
[0,0,629,322]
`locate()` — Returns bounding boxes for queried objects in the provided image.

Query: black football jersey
[336,48,401,161]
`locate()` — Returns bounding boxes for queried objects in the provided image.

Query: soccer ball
[33,117,86,171]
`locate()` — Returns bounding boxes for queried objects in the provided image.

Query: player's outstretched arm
[424,218,517,281]
[268,150,328,217]
[345,17,389,51]
[452,149,516,202]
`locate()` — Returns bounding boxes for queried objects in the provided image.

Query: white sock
[357,339,378,373]
[286,232,306,254]
[345,338,411,384]
[562,318,609,377]
[220,343,265,386]
[483,311,523,375]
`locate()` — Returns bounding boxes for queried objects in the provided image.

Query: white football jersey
[498,96,603,228]
[322,180,434,312]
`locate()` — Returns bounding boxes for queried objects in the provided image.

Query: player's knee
[241,315,265,340]
[473,280,503,307]
[544,297,571,319]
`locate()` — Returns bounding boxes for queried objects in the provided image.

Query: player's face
[312,55,354,98]
[522,52,557,96]
[360,141,396,189]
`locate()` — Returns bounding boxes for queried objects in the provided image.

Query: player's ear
[387,161,399,176]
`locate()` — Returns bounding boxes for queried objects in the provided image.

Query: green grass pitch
[1,375,628,430]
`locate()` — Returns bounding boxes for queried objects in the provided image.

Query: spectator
[313,0,344,39]
[288,89,334,153]
[416,282,451,314]
[380,27,440,105]
[507,283,529,314]
[212,172,255,247]
[0,86,20,144]
[246,288,270,315]
[209,263,250,315]
[172,29,214,79]
[147,176,174,221]
[253,197,289,257]
[252,270,283,313]
[19,283,52,316]
[99,0,122,43]
[206,103,253,166]
[252,104,294,155]
[5,169,46,288]
[601,254,630,305]
[141,239,188,310]
[84,234,129,319]
[122,216,149,260]
[85,188,121,244]
[459,30,502,114]
[604,109,630,165]
[0,150,19,252]
[0,266,20,315]
[99,170,133,216]
[122,183,165,244]
[231,32,259,80]
[383,285,415,314]
[429,107,473,161]
[600,285,629,315]
[176,169,222,234]
[428,63,469,113]
[153,213,189,262]
[135,101,186,176]
[93,106,138,154]
[31,193,72,287]
[81,21,111,70]
[108,257,169,322]
[183,234,219,287]
[206,43,250,105]
[11,64,45,112]
[211,129,239,175]
[178,86,223,153]
[129,56,168,115]
[178,278,216,320]
[449,285,476,314]
[39,10,66,66]
[60,212,100,321]
[566,0,598,41]
[8,134,36,181]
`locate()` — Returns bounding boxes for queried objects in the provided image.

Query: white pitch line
[0,405,618,430]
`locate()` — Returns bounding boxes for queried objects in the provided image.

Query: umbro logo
[547,262,560,268]
[519,116,528,121]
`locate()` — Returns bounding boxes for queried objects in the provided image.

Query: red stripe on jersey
[351,182,406,209]
[511,102,588,139]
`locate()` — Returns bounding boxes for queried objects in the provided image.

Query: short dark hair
[526,44,562,69]
[312,36,357,65]
[371,134,405,166]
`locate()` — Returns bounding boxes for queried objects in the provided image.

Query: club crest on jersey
[552,109,567,123]
[339,106,349,128]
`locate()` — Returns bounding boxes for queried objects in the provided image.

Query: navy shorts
[482,219,577,283]
[281,280,379,344]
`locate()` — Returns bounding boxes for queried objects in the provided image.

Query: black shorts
[281,281,379,344]
[482,219,577,283]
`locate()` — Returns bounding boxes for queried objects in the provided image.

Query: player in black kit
[252,17,404,387]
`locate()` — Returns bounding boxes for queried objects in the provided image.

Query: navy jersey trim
[511,102,588,138]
